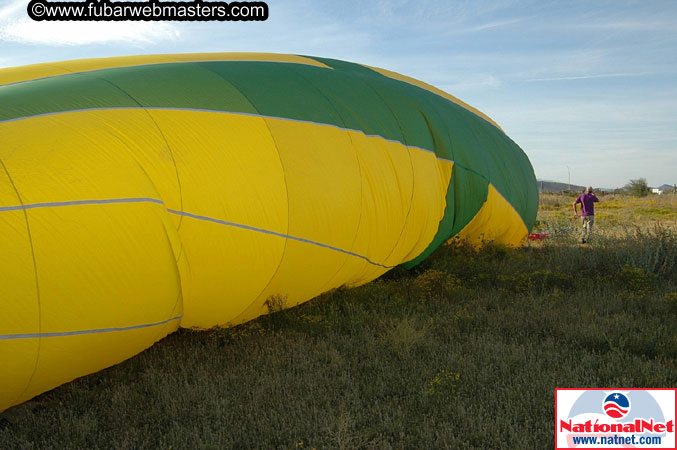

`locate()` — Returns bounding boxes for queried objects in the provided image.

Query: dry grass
[535,192,677,233]
[1,192,675,449]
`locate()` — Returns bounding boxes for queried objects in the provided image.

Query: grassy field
[1,193,676,449]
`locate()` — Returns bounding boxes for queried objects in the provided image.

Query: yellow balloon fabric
[0,53,537,412]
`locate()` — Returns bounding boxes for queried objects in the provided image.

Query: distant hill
[536,180,586,193]
[657,184,677,192]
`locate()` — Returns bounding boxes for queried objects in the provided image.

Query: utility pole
[566,165,571,192]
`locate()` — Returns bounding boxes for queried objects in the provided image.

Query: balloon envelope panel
[0,53,537,412]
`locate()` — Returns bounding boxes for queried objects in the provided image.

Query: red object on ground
[528,232,548,240]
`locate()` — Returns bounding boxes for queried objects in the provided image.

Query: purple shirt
[575,193,599,216]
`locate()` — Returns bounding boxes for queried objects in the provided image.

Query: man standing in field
[573,186,599,244]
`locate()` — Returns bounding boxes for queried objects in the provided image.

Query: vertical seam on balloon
[480,122,528,226]
[0,158,43,407]
[336,137,366,285]
[462,119,494,223]
[93,76,186,232]
[359,80,417,266]
[400,109,446,263]
[289,65,366,289]
[440,102,459,241]
[103,129,186,268]
[156,224,186,334]
[449,114,491,234]
[198,63,292,321]
[234,117,288,317]
[418,101,462,259]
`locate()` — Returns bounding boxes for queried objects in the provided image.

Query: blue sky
[1,0,675,188]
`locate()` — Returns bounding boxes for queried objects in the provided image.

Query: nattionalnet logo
[556,388,676,449]
[604,392,631,419]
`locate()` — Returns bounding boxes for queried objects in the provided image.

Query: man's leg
[581,217,587,243]
[581,216,587,244]
[586,216,594,242]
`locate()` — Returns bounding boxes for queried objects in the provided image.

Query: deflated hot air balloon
[0,53,537,412]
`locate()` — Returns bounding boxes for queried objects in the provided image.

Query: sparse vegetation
[1,193,676,449]
[624,177,650,197]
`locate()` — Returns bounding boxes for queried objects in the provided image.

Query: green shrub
[625,178,650,197]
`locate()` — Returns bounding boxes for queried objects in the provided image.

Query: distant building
[651,184,677,195]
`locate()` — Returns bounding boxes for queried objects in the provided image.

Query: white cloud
[460,16,526,33]
[438,74,502,91]
[0,0,181,46]
[1,19,181,45]
[574,19,677,32]
[524,71,653,82]
[0,0,24,20]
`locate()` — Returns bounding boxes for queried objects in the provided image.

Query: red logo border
[555,388,677,450]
